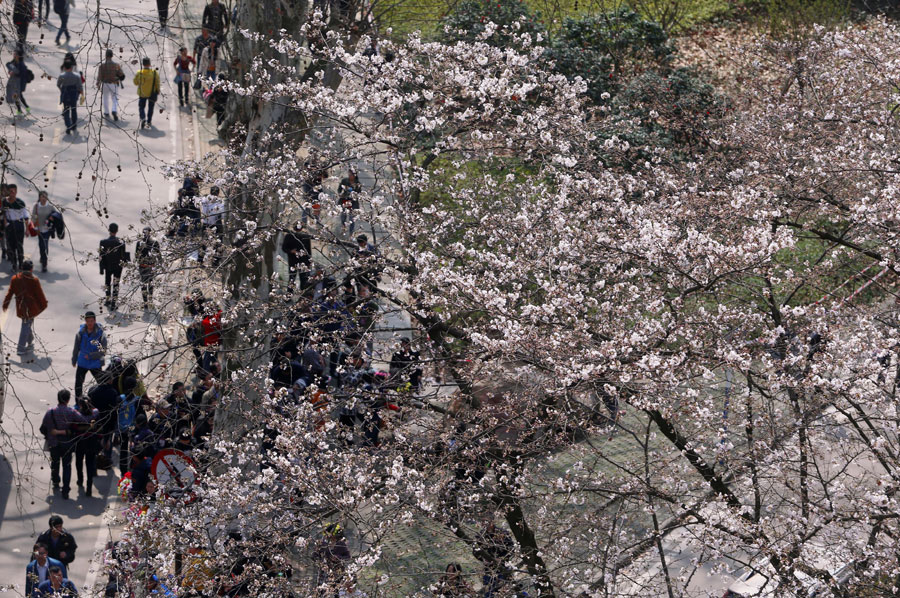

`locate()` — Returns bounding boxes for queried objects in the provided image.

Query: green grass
[377,0,741,41]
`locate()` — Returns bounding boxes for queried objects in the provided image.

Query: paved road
[0,0,183,592]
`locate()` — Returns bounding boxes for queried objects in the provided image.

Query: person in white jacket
[198,39,225,88]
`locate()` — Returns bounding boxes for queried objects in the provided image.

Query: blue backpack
[117,394,139,432]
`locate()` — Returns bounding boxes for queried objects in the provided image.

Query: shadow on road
[37,271,71,284]
[0,456,12,533]
[17,356,52,372]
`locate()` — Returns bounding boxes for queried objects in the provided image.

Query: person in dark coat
[87,371,119,468]
[282,221,312,290]
[201,0,229,38]
[37,516,78,566]
[98,223,127,310]
[390,338,422,391]
[73,397,100,497]
[3,184,30,272]
[12,0,34,55]
[135,226,161,309]
[5,51,32,115]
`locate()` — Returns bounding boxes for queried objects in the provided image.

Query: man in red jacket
[2,259,47,361]
[200,306,222,375]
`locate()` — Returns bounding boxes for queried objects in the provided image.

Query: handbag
[193,76,202,90]
[26,221,38,237]
[174,73,182,84]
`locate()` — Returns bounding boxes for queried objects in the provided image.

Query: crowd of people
[8,0,232,130]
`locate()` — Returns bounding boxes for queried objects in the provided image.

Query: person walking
[37,0,50,25]
[13,0,34,55]
[41,391,87,499]
[57,59,83,136]
[96,49,124,120]
[52,0,73,44]
[73,397,100,496]
[35,565,78,597]
[198,39,223,88]
[156,0,169,28]
[3,184,29,272]
[337,168,361,236]
[282,221,312,290]
[133,57,161,129]
[202,0,230,39]
[32,191,54,271]
[26,543,67,598]
[2,259,47,360]
[99,222,127,310]
[173,47,195,107]
[72,311,107,399]
[37,516,78,566]
[5,51,33,116]
[135,227,160,309]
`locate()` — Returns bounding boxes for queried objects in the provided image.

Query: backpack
[49,211,65,239]
[24,67,34,84]
[117,394,139,432]
[53,0,67,14]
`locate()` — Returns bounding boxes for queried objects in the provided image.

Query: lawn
[375,0,740,40]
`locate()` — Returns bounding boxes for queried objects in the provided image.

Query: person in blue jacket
[71,311,108,399]
[25,543,66,597]
[36,565,77,596]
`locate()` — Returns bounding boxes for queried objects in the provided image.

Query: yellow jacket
[133,68,160,98]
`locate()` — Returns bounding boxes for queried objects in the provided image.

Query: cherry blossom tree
[112,14,900,598]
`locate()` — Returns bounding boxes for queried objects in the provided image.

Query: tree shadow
[0,456,12,533]
[35,270,70,284]
[18,355,52,372]
[103,311,136,326]
[9,117,34,128]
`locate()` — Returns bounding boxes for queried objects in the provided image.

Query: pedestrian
[433,563,471,597]
[172,47,195,107]
[37,516,78,565]
[53,0,73,44]
[99,222,127,310]
[3,184,29,272]
[26,543,67,598]
[337,168,361,236]
[198,186,224,264]
[36,0,49,25]
[117,377,141,474]
[36,565,78,596]
[96,49,124,120]
[198,39,223,88]
[73,396,100,497]
[133,57,161,129]
[135,226,161,309]
[282,221,312,290]
[193,28,213,71]
[314,524,351,592]
[86,372,119,469]
[390,338,422,391]
[72,311,108,399]
[5,51,33,116]
[208,75,229,125]
[41,391,87,500]
[201,0,230,39]
[200,305,222,375]
[301,165,327,225]
[2,259,47,360]
[156,0,169,28]
[32,191,54,271]
[57,59,83,136]
[13,0,34,55]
